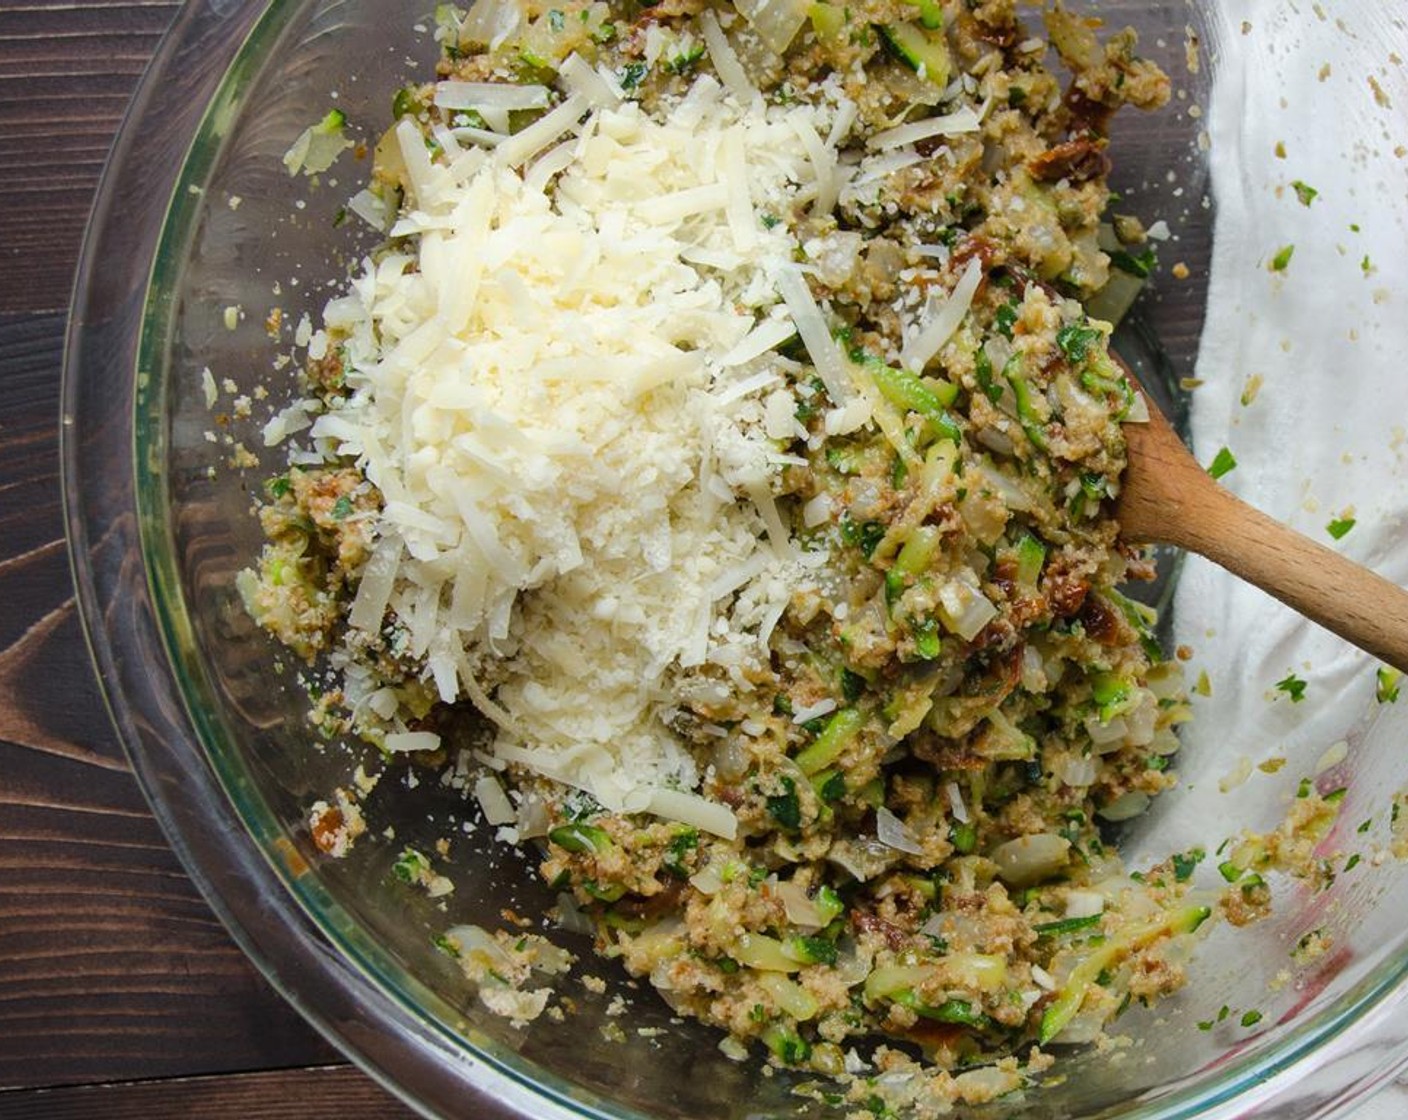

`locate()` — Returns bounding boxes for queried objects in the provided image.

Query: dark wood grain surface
[0,3,415,1115]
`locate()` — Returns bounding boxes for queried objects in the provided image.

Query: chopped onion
[732,0,808,55]
[1031,964,1056,991]
[945,780,970,824]
[1085,714,1128,750]
[776,880,825,930]
[446,924,513,969]
[473,774,516,825]
[991,833,1071,887]
[900,257,983,373]
[1097,790,1151,822]
[832,938,871,988]
[1316,739,1349,775]
[555,892,595,936]
[918,912,947,939]
[1064,890,1105,919]
[1053,753,1099,788]
[792,698,838,725]
[936,570,999,642]
[1219,755,1253,794]
[876,806,924,855]
[690,860,726,895]
[457,0,521,47]
[954,1066,1023,1099]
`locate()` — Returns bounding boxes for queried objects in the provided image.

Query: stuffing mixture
[238,0,1349,1110]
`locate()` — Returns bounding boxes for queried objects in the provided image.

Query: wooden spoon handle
[1144,477,1408,674]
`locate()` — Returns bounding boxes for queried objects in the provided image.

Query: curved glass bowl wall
[63,1,1408,1118]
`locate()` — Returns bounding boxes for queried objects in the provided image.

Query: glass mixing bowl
[62,1,1408,1117]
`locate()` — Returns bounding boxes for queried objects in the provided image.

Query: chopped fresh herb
[662,827,699,879]
[1345,853,1361,872]
[973,346,1002,403]
[1324,787,1347,804]
[1290,180,1318,206]
[619,61,648,90]
[1358,817,1374,834]
[1056,322,1103,364]
[1376,666,1401,703]
[1109,246,1158,278]
[1362,254,1374,276]
[766,777,803,830]
[392,847,430,884]
[760,213,780,229]
[993,300,1020,339]
[1172,848,1205,883]
[1296,777,1314,799]
[840,515,887,559]
[818,771,847,803]
[1240,1009,1263,1028]
[1270,244,1295,272]
[1207,446,1237,479]
[949,820,977,854]
[1276,672,1308,703]
[331,495,354,520]
[841,668,867,703]
[433,933,460,957]
[1218,860,1243,883]
[266,475,292,499]
[1325,516,1355,540]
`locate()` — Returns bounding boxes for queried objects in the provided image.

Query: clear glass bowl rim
[59,1,1408,1117]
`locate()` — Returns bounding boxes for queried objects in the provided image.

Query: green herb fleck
[1109,246,1158,278]
[1172,848,1205,883]
[1207,446,1237,480]
[993,300,1020,340]
[1240,1009,1263,1028]
[1276,673,1308,703]
[1326,516,1356,540]
[766,777,802,830]
[1290,180,1318,206]
[1377,666,1402,704]
[840,515,886,559]
[1056,322,1103,364]
[331,495,354,520]
[1270,244,1295,272]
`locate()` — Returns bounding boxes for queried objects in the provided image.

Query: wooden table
[0,3,416,1115]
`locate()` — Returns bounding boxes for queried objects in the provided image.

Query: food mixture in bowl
[235,0,1340,1108]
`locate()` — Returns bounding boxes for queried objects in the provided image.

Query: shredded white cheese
[311,82,846,827]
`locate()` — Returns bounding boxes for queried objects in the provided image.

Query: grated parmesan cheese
[307,82,846,828]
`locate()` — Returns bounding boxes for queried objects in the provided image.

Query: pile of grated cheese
[296,66,879,837]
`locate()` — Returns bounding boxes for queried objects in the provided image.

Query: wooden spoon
[1113,357,1408,674]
